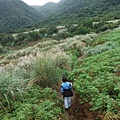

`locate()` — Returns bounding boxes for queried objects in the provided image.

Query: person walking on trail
[61,76,73,110]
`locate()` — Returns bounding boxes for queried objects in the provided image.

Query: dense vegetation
[0,27,120,119]
[0,19,119,48]
[0,0,41,33]
[33,0,120,27]
[0,0,120,119]
[0,0,120,33]
[69,29,120,115]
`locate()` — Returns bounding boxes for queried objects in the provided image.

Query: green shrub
[32,53,71,88]
[0,60,63,119]
[53,32,73,40]
[96,24,109,33]
[75,26,91,35]
[94,21,120,33]
[0,87,62,120]
[69,48,120,113]
[0,35,15,46]
[28,31,41,41]
[89,29,120,46]
[39,28,47,37]
[83,41,119,56]
[35,100,61,120]
[15,33,28,46]
[0,45,8,54]
[46,26,58,35]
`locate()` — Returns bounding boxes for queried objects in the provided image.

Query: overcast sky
[21,0,60,6]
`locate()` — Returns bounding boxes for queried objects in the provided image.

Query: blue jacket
[61,82,72,97]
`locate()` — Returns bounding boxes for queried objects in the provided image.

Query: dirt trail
[55,87,100,120]
[66,92,96,120]
[55,53,98,120]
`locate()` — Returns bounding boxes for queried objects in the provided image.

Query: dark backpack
[61,84,73,97]
[63,89,73,97]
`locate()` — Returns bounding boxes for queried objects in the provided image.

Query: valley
[0,0,120,120]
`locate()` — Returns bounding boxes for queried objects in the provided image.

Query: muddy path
[66,92,101,120]
[55,86,102,120]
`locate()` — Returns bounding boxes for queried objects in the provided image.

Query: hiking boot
[65,108,69,111]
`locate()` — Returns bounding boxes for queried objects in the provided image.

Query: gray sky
[21,0,60,6]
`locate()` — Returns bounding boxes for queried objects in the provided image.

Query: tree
[46,26,58,36]
[0,45,7,54]
[39,29,47,37]
[80,19,93,28]
[53,32,73,40]
[75,26,91,35]
[28,31,41,41]
[0,35,15,46]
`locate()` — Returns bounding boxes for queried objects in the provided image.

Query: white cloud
[21,0,60,6]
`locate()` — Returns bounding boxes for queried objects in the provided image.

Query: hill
[0,27,120,119]
[0,0,120,119]
[1,0,120,33]
[0,0,41,33]
[33,0,120,27]
[32,2,57,16]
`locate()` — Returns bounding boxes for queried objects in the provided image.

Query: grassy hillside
[0,27,120,119]
[68,29,120,119]
[0,1,120,119]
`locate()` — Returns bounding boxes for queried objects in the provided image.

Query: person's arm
[69,82,72,89]
[61,85,64,95]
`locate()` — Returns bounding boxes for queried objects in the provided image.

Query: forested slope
[33,0,120,27]
[0,0,41,33]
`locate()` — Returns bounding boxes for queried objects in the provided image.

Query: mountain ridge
[0,0,120,33]
[32,0,120,27]
[0,0,41,33]
[31,2,57,16]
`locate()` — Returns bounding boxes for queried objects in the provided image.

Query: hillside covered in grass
[68,29,120,119]
[0,0,120,119]
[0,27,120,119]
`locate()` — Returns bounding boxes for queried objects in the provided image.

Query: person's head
[62,76,67,82]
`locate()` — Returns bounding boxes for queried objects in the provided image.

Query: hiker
[61,76,73,110]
